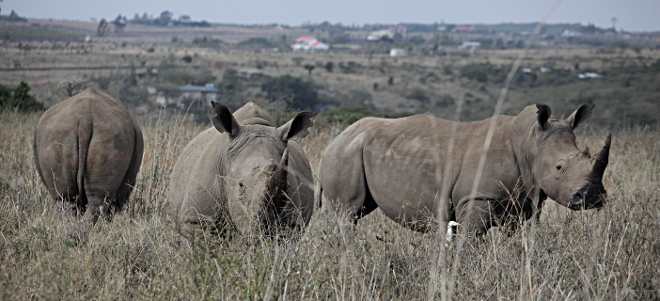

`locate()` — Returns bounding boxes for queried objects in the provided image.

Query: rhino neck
[509,108,543,195]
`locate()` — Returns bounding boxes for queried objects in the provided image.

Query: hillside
[1,34,659,126]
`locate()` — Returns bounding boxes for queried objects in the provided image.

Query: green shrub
[317,105,412,125]
[338,61,362,74]
[459,62,508,83]
[0,82,46,112]
[261,75,319,111]
[158,68,216,86]
[406,87,430,103]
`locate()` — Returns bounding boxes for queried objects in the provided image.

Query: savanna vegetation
[1,108,659,300]
[1,16,660,300]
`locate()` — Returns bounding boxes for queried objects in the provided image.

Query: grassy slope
[0,110,659,300]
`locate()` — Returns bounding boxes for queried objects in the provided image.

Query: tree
[303,64,315,75]
[182,55,193,64]
[112,15,127,36]
[261,75,319,110]
[97,19,109,37]
[324,62,334,72]
[57,77,90,97]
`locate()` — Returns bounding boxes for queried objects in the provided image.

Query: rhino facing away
[167,102,316,237]
[34,88,144,224]
[318,104,610,235]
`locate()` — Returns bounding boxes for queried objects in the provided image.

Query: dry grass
[1,107,659,300]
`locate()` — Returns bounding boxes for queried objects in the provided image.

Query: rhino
[34,88,144,224]
[317,104,610,235]
[167,102,316,237]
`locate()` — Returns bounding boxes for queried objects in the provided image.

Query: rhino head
[210,102,315,234]
[530,104,610,210]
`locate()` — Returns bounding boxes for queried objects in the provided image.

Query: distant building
[561,29,582,37]
[578,72,600,79]
[367,29,394,42]
[459,41,481,50]
[291,36,330,52]
[390,48,407,57]
[540,62,553,73]
[178,84,219,109]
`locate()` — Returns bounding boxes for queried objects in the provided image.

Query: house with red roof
[291,36,330,52]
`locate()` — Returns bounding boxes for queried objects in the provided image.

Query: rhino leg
[454,197,496,236]
[82,191,110,224]
[320,132,379,223]
[114,127,144,213]
[321,164,378,223]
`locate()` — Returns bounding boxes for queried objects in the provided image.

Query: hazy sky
[2,0,660,32]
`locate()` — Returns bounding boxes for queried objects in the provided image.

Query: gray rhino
[317,104,610,235]
[34,88,144,224]
[167,102,316,237]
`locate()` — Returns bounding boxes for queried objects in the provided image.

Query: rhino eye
[238,182,245,194]
[556,164,563,171]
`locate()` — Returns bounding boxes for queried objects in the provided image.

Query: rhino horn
[592,133,611,177]
[266,148,289,208]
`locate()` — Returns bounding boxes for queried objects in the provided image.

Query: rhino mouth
[568,183,607,210]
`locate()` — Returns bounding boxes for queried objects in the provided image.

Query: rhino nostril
[571,191,585,208]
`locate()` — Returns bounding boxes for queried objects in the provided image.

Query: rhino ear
[536,104,552,130]
[211,101,240,138]
[277,111,317,141]
[564,104,595,130]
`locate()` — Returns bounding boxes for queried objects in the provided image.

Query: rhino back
[321,113,523,227]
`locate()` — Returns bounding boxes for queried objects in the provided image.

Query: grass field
[1,106,659,300]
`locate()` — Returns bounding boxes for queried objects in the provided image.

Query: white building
[390,48,406,57]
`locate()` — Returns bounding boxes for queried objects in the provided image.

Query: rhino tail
[76,112,93,207]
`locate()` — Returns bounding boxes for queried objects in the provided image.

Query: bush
[459,63,508,83]
[324,62,334,72]
[460,64,489,82]
[158,68,216,86]
[406,87,430,103]
[317,105,412,125]
[237,37,271,47]
[338,61,362,74]
[0,81,46,112]
[261,75,319,111]
[119,85,149,108]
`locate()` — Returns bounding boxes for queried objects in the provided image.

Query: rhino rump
[33,88,144,222]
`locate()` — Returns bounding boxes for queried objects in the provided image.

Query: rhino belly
[363,146,440,230]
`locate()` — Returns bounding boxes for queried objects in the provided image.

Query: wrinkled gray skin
[318,104,610,235]
[34,88,144,224]
[167,102,316,237]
